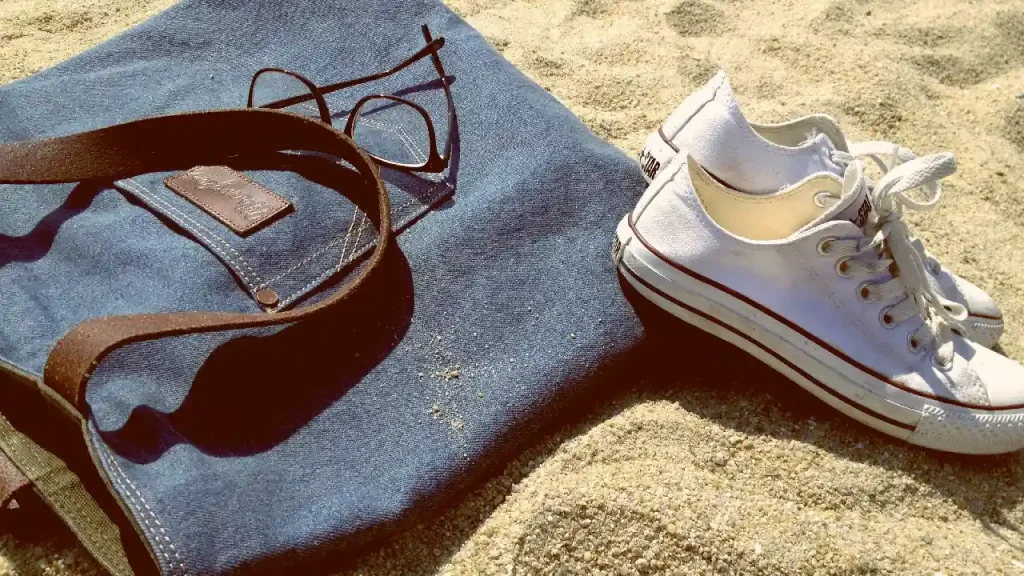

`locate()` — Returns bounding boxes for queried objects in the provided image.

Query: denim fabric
[0,1,647,574]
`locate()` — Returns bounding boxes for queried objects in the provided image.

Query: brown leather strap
[0,109,391,414]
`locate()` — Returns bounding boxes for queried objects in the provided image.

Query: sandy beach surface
[3,0,1024,574]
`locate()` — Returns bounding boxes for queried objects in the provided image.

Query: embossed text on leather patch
[165,166,292,236]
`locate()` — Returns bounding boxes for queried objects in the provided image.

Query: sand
[3,0,1024,574]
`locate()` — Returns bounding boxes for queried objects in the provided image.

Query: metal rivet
[835,257,852,277]
[816,236,836,256]
[857,281,874,302]
[256,288,279,308]
[879,306,897,329]
[907,333,922,354]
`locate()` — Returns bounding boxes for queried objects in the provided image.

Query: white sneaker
[638,71,1004,349]
[613,151,1024,454]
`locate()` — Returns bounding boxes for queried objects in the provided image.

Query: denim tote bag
[0,1,649,574]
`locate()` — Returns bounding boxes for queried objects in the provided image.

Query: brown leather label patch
[165,166,292,236]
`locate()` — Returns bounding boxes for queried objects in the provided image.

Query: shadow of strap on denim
[0,109,392,415]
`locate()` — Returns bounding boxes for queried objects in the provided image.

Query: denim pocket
[114,162,452,310]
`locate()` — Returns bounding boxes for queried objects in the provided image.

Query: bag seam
[338,205,362,270]
[0,353,39,379]
[255,118,448,304]
[123,178,266,289]
[257,208,361,291]
[95,440,189,576]
[274,177,452,309]
[119,179,267,292]
[253,116,434,293]
[358,118,436,172]
[347,212,371,263]
[121,118,446,307]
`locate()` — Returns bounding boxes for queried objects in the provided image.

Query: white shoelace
[828,141,946,273]
[820,145,965,368]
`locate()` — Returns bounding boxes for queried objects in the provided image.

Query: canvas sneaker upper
[638,70,1003,348]
[621,150,1024,452]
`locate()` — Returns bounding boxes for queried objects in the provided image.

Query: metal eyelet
[878,306,897,329]
[907,333,922,354]
[931,352,953,371]
[816,236,837,256]
[835,257,853,277]
[856,281,874,302]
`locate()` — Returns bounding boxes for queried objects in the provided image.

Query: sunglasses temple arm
[421,25,447,78]
[316,37,445,99]
[420,25,455,161]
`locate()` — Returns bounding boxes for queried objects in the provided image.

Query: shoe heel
[638,131,676,183]
[611,215,634,267]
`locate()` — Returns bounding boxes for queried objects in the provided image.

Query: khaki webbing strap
[0,447,29,507]
[0,413,136,576]
[0,108,391,415]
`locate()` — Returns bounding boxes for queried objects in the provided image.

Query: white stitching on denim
[338,181,444,266]
[392,179,452,220]
[120,179,267,291]
[257,208,358,291]
[274,177,453,309]
[16,424,162,565]
[397,124,428,163]
[93,438,180,569]
[98,467,163,571]
[250,117,424,293]
[337,205,361,269]
[358,118,424,161]
[348,212,370,263]
[255,168,448,297]
[355,117,446,182]
[124,179,265,288]
[294,101,321,115]
[285,257,351,308]
[358,118,436,171]
[14,430,183,573]
[102,445,189,576]
[265,237,346,289]
[243,115,449,303]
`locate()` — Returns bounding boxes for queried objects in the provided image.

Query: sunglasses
[247,24,454,173]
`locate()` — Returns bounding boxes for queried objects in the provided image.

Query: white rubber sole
[613,215,1024,454]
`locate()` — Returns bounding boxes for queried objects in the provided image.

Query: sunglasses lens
[251,70,325,122]
[351,96,431,168]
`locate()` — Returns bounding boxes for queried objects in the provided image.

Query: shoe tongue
[795,117,850,179]
[800,163,872,232]
[802,116,850,155]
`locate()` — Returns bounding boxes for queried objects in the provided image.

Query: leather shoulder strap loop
[0,109,392,414]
